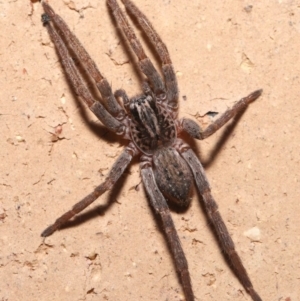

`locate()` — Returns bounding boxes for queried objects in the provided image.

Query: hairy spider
[40,1,263,300]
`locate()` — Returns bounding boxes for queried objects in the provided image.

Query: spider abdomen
[153,147,192,207]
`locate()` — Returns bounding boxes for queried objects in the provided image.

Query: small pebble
[243,226,261,242]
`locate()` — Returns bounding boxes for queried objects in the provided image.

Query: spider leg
[41,4,125,135]
[121,0,179,109]
[180,89,262,140]
[42,2,125,120]
[41,143,138,237]
[179,143,263,301]
[141,162,194,301]
[107,0,166,97]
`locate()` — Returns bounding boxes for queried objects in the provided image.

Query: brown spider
[40,1,263,300]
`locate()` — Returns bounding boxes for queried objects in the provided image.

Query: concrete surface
[1,0,299,300]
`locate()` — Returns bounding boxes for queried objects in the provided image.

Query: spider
[40,1,263,300]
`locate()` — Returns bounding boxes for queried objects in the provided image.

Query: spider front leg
[107,0,165,96]
[41,2,125,135]
[42,144,137,237]
[108,0,179,111]
[180,89,262,140]
[120,0,179,109]
[42,1,125,119]
[179,143,263,301]
[141,160,194,301]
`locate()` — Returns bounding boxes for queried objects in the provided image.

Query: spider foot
[245,89,263,104]
[248,287,263,301]
[41,224,56,237]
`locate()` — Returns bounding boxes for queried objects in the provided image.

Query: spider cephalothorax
[128,94,176,153]
[41,1,263,300]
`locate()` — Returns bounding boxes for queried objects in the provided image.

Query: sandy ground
[1,0,300,300]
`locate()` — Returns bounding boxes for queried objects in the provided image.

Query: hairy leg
[42,1,125,119]
[107,0,165,96]
[42,5,125,135]
[141,161,194,301]
[180,89,262,140]
[121,0,178,109]
[179,143,263,301]
[42,144,137,237]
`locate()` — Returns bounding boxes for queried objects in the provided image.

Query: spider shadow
[201,106,248,169]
